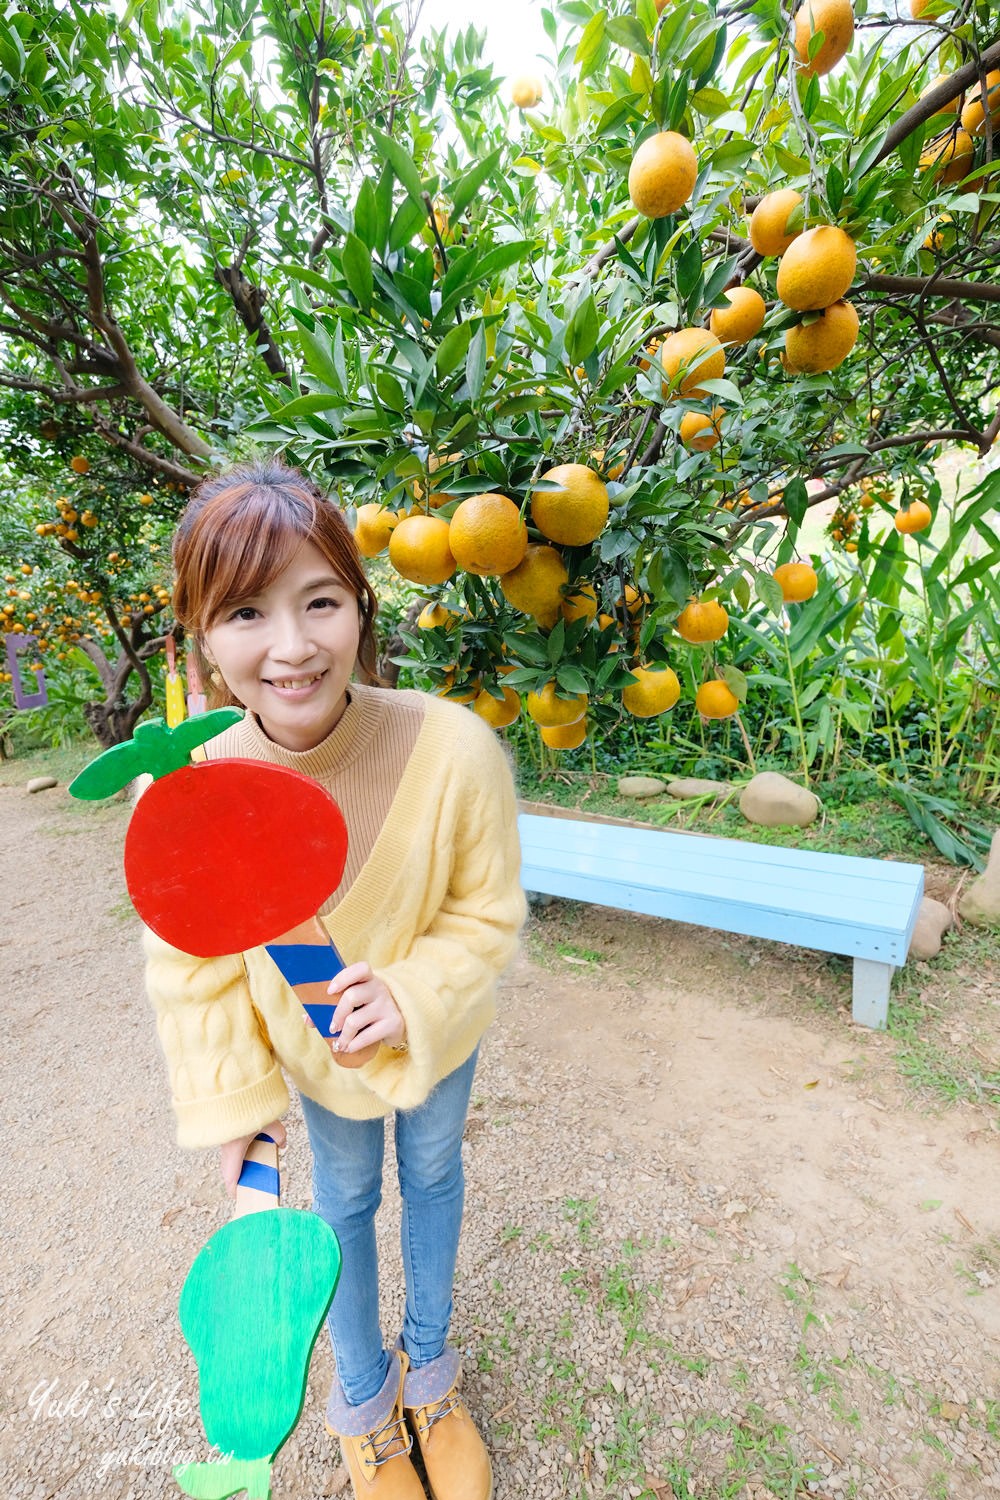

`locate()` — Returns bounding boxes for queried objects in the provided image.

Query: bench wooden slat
[520,815,921,892]
[517,813,925,1025]
[519,836,916,937]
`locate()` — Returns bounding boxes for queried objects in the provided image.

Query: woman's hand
[219,1119,287,1200]
[324,962,406,1055]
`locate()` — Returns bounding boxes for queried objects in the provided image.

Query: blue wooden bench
[517,811,924,1030]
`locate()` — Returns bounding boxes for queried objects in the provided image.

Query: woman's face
[202,539,363,751]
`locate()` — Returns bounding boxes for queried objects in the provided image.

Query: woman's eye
[230,605,258,622]
[309,596,339,610]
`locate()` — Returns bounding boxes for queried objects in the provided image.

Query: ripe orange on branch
[70,455,90,474]
[526,681,587,727]
[895,501,932,534]
[676,598,729,643]
[511,76,542,108]
[627,131,698,218]
[773,563,818,602]
[531,465,609,547]
[622,665,681,718]
[793,0,855,76]
[776,226,857,312]
[919,128,975,184]
[784,300,859,373]
[696,680,740,719]
[388,514,456,585]
[659,328,725,399]
[500,545,569,629]
[961,71,1000,134]
[354,503,398,558]
[709,287,766,344]
[540,719,587,750]
[749,189,803,257]
[561,582,599,625]
[472,685,521,728]
[448,493,528,577]
[679,408,724,451]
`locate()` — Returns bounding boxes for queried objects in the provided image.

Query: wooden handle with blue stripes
[233,1132,281,1219]
[265,914,379,1070]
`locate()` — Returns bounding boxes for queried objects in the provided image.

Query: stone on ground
[958,829,1000,927]
[907,896,953,960]
[666,777,730,800]
[26,776,58,793]
[739,771,819,828]
[617,776,666,800]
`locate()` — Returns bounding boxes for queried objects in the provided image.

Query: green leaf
[450,150,503,219]
[353,179,377,249]
[436,321,473,378]
[369,126,425,208]
[755,570,785,617]
[575,10,607,78]
[782,477,809,527]
[465,322,487,403]
[719,664,747,703]
[564,291,600,366]
[341,233,373,310]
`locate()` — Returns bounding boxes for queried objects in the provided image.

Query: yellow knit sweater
[143,684,526,1149]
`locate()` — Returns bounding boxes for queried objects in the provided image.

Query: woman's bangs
[201,488,315,622]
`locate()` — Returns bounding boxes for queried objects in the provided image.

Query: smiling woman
[200,543,362,752]
[146,456,526,1500]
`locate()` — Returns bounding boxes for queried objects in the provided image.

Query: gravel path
[3,780,999,1499]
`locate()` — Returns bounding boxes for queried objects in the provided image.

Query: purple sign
[4,633,49,709]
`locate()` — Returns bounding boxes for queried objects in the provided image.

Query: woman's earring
[210,670,222,687]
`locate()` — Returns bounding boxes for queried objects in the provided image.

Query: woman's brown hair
[172,459,380,708]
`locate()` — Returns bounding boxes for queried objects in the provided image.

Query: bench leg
[852,958,893,1029]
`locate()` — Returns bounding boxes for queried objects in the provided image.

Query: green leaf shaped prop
[68,710,244,799]
[173,1209,341,1500]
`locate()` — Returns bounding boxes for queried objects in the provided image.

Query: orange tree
[1,0,998,749]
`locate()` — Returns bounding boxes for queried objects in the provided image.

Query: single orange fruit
[628,131,698,218]
[709,287,766,344]
[500,544,569,629]
[70,455,89,474]
[676,598,729,643]
[696,680,740,719]
[622,665,681,718]
[388,514,456,586]
[793,0,854,76]
[472,685,521,728]
[748,189,803,257]
[526,681,588,727]
[776,226,857,312]
[540,719,587,750]
[354,503,399,558]
[511,76,543,108]
[679,407,725,451]
[784,300,859,374]
[772,562,818,602]
[895,500,932,534]
[531,465,609,547]
[561,582,599,625]
[659,328,725,399]
[448,493,528,577]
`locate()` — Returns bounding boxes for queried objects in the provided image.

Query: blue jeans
[299,1047,478,1406]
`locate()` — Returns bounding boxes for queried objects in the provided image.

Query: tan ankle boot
[405,1377,493,1500]
[326,1351,425,1500]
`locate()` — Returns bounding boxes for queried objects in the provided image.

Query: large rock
[959,829,1000,927]
[908,897,953,960]
[617,776,666,800]
[739,771,819,828]
[26,776,58,793]
[666,777,730,800]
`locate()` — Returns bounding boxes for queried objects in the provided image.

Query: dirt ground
[3,777,999,1500]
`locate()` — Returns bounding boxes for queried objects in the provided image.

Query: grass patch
[0,737,96,790]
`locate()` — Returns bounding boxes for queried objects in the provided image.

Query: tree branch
[872,37,1000,169]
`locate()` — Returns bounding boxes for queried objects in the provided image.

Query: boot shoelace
[365,1410,414,1468]
[413,1391,461,1437]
